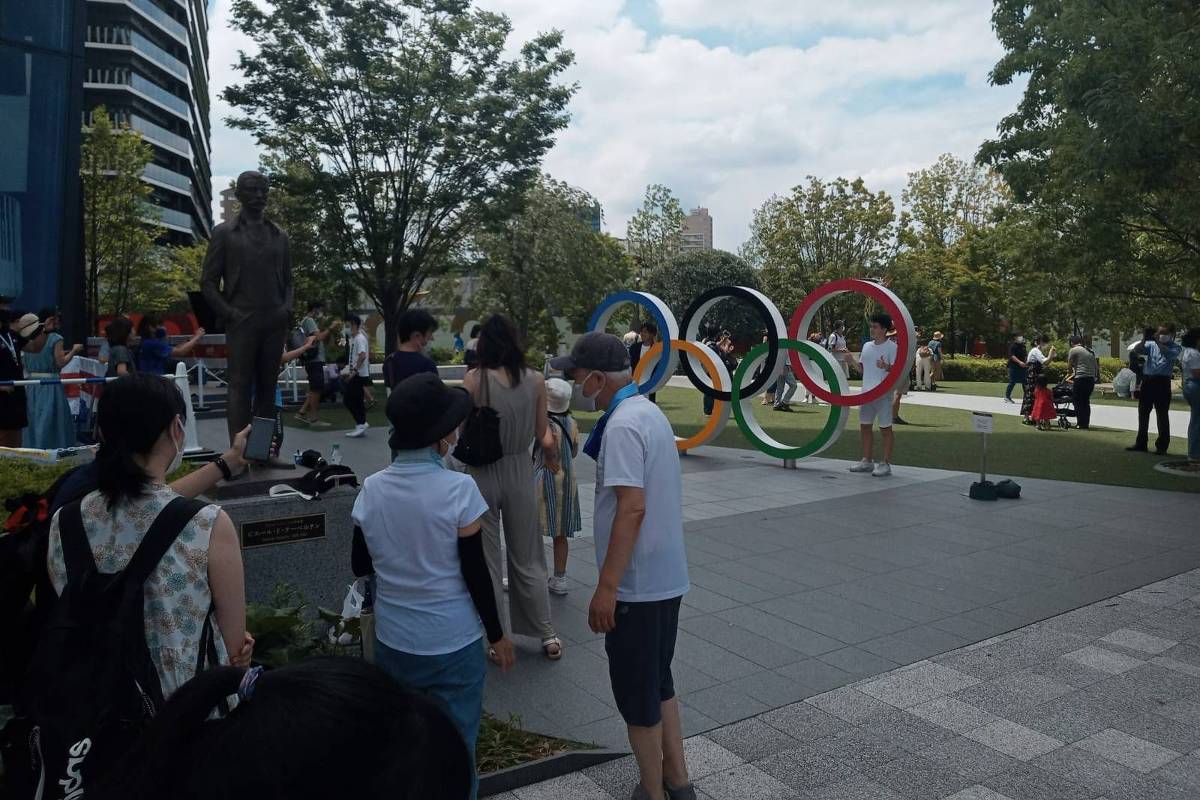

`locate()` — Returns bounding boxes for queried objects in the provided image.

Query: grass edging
[479,748,628,797]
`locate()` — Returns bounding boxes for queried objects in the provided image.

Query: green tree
[979,0,1200,316]
[743,176,895,337]
[472,175,631,354]
[889,154,1009,343]
[224,0,576,353]
[643,250,761,342]
[625,184,685,276]
[81,106,163,330]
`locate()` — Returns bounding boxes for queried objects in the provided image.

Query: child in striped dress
[536,378,581,596]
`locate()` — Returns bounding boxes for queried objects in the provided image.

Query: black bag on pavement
[453,373,503,467]
[23,495,212,800]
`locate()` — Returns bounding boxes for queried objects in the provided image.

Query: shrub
[0,457,195,507]
[939,357,1122,383]
[428,346,456,365]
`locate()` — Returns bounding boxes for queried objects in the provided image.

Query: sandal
[542,636,563,661]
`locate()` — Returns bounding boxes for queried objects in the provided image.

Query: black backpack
[453,373,503,467]
[23,495,214,800]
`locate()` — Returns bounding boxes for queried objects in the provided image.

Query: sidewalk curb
[480,748,629,797]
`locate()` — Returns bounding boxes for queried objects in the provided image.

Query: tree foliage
[644,250,762,342]
[223,0,576,353]
[80,106,163,330]
[471,175,632,354]
[625,183,685,274]
[979,0,1200,316]
[743,176,895,336]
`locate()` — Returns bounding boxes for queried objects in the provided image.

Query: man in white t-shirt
[343,314,372,438]
[849,313,899,477]
[828,320,851,376]
[550,332,695,800]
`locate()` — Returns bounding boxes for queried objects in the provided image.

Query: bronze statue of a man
[201,170,293,445]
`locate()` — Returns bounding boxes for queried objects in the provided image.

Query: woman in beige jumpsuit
[465,316,563,660]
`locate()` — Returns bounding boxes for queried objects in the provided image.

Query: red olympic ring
[787,279,915,406]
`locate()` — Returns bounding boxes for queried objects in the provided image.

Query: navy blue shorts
[605,596,682,727]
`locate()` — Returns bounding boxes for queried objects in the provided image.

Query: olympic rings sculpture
[585,279,915,461]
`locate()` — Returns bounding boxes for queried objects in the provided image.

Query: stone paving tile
[952,669,1076,715]
[705,717,799,762]
[806,687,895,724]
[908,696,1000,735]
[1151,753,1200,794]
[1153,655,1200,677]
[865,755,976,799]
[754,746,857,793]
[1029,745,1157,800]
[918,736,1021,782]
[1114,711,1200,755]
[859,706,960,754]
[810,727,911,771]
[1100,628,1179,655]
[965,719,1065,761]
[695,763,794,800]
[758,701,852,742]
[797,773,905,800]
[942,788,1017,800]
[1004,691,1137,745]
[981,763,1095,800]
[580,754,639,800]
[681,736,746,780]
[1063,645,1148,675]
[1074,728,1181,773]
[854,661,980,708]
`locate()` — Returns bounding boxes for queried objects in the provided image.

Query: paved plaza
[198,405,1200,798]
[503,567,1200,799]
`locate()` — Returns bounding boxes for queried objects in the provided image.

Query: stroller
[1051,382,1077,429]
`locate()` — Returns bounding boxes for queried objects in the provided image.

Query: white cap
[546,377,572,414]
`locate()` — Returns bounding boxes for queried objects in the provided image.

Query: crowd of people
[5,291,1200,800]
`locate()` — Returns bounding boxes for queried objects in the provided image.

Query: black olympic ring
[677,285,787,402]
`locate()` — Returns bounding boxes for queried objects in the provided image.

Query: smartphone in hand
[244,416,277,463]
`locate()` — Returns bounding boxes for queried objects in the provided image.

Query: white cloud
[205,0,1023,248]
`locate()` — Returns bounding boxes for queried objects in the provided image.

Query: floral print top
[47,485,230,699]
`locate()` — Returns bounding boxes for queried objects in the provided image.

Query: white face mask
[1159,334,1174,345]
[571,372,601,413]
[167,417,184,474]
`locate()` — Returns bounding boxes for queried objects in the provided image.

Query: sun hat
[545,377,571,414]
[15,313,43,339]
[549,331,630,374]
[386,372,474,451]
[933,331,944,339]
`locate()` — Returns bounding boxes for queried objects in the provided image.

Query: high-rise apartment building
[219,185,237,224]
[681,207,713,252]
[1,0,88,325]
[83,0,212,244]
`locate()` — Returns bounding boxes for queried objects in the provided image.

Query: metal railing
[130,114,191,157]
[143,162,191,192]
[131,31,189,82]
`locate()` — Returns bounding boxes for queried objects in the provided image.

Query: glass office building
[0,0,87,319]
[83,0,212,244]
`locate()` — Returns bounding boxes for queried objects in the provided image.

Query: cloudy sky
[205,0,1024,250]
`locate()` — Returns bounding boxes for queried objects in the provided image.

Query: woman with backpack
[44,374,254,697]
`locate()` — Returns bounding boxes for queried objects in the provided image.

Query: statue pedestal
[214,483,359,614]
[207,462,300,501]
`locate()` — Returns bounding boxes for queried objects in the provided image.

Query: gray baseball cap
[549,331,630,374]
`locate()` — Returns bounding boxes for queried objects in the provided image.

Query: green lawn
[288,387,1197,493]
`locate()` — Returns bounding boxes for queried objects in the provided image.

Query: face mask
[167,417,184,474]
[571,372,601,413]
[1159,334,1174,345]
[1016,337,1025,344]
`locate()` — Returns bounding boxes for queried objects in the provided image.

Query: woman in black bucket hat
[351,372,514,800]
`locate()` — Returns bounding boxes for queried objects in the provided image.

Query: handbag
[453,370,504,467]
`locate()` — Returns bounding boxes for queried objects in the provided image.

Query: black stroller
[1051,381,1076,429]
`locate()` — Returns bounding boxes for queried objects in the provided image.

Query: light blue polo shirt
[351,453,490,655]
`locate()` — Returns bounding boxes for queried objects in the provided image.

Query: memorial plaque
[241,512,326,549]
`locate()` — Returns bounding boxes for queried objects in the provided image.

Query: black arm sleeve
[351,526,374,577]
[458,531,503,644]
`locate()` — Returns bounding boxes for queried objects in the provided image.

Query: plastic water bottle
[293,449,303,466]
[329,444,342,466]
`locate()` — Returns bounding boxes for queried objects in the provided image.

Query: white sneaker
[502,577,509,592]
[548,575,569,596]
[872,462,892,477]
[849,459,875,473]
[346,423,368,438]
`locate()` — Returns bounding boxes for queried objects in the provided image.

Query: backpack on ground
[23,495,214,800]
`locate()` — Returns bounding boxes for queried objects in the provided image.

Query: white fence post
[175,362,203,454]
